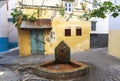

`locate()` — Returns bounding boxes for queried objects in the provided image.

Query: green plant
[22,14,28,20]
[28,11,37,22]
[81,2,87,10]
[29,15,36,22]
[11,8,37,27]
[11,8,29,27]
[91,1,120,18]
[11,8,24,27]
[59,6,65,16]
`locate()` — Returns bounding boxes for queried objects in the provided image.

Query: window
[76,28,82,36]
[8,18,13,22]
[91,21,97,31]
[65,3,72,13]
[65,29,71,36]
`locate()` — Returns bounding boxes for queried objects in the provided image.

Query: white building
[90,0,120,58]
[7,0,18,49]
[0,0,9,52]
[8,0,110,49]
[0,0,18,52]
[90,0,109,48]
[108,0,120,58]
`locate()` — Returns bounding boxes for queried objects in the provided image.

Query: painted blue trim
[9,42,18,49]
[0,37,9,52]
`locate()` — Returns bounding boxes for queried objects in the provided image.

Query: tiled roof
[20,19,52,29]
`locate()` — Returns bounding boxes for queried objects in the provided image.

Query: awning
[20,19,52,29]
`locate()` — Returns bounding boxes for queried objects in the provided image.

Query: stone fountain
[33,41,89,80]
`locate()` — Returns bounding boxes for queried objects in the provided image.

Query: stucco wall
[0,3,9,37]
[0,2,9,52]
[0,0,18,51]
[8,0,16,18]
[109,15,120,30]
[8,22,18,48]
[44,18,90,54]
[108,30,120,59]
[18,7,90,56]
[7,0,18,48]
[108,1,120,59]
[90,17,109,34]
[18,29,31,56]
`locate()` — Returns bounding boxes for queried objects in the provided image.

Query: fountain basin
[32,60,89,80]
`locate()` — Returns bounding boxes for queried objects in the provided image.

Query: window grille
[91,21,97,31]
[65,29,71,36]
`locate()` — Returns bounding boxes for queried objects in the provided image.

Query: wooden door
[31,30,44,54]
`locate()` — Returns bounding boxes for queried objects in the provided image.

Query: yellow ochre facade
[108,30,120,59]
[18,1,90,56]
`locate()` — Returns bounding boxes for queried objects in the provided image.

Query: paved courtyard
[0,47,120,81]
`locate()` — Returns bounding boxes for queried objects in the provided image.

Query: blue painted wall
[0,37,9,52]
[0,37,18,52]
[9,42,18,49]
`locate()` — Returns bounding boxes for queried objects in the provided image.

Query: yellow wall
[108,30,120,59]
[18,8,90,56]
[18,28,31,56]
[44,18,90,54]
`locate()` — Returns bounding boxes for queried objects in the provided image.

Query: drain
[53,65,60,69]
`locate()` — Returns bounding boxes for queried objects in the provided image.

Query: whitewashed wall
[109,0,120,30]
[90,0,109,34]
[108,0,120,58]
[0,2,9,52]
[90,17,109,34]
[109,15,120,30]
[0,3,9,37]
[8,0,16,18]
[8,0,18,44]
[0,0,18,52]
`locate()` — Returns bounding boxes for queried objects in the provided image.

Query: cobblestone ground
[0,48,120,81]
[0,66,19,81]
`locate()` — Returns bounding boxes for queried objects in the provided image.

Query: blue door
[31,30,44,54]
